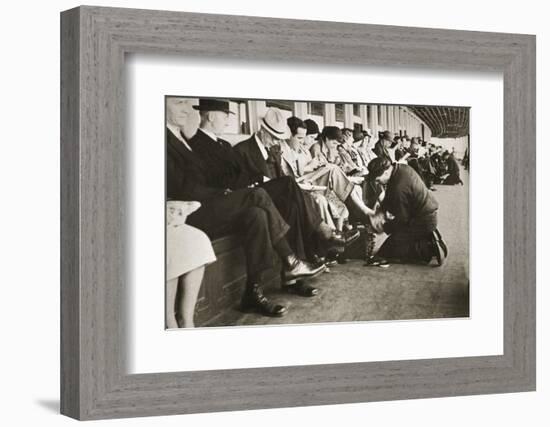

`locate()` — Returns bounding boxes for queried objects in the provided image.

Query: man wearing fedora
[168,98,328,318]
[233,108,350,248]
[189,99,332,296]
[234,107,293,183]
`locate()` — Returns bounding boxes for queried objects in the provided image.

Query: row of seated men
[374,132,465,189]
[166,98,448,328]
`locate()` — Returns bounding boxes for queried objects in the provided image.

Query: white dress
[166,224,216,281]
[166,201,216,281]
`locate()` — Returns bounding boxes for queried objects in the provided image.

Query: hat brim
[192,105,235,114]
[260,120,290,140]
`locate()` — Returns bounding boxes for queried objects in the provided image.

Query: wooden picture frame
[60,6,536,420]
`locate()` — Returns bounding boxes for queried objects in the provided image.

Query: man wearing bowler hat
[167,98,329,318]
[189,99,335,296]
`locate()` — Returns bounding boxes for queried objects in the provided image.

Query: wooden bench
[193,234,281,326]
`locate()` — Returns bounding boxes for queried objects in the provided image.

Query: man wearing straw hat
[168,97,327,317]
[189,99,338,296]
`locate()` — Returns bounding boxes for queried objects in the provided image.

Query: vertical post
[324,103,336,126]
[369,105,378,133]
[294,102,308,120]
[360,105,368,129]
[247,100,267,133]
[344,104,354,129]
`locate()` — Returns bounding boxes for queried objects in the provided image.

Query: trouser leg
[239,207,276,287]
[260,176,322,260]
[245,188,290,244]
[377,215,437,263]
[377,230,432,262]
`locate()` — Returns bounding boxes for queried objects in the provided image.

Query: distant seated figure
[339,128,368,175]
[406,138,435,190]
[372,130,394,163]
[166,201,215,328]
[352,128,377,167]
[367,157,448,266]
[393,137,410,163]
[441,152,464,185]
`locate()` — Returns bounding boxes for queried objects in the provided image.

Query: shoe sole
[239,305,287,317]
[364,263,390,268]
[433,229,448,257]
[431,233,446,267]
[282,286,319,297]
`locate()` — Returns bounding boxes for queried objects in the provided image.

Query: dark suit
[377,164,441,263]
[190,129,323,260]
[188,129,256,189]
[373,140,393,163]
[406,154,426,183]
[234,135,284,181]
[443,154,463,185]
[167,129,290,283]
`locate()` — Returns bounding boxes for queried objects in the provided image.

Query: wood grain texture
[60,7,81,419]
[60,6,536,420]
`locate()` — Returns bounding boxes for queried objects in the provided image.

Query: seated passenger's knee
[242,206,267,225]
[249,187,270,204]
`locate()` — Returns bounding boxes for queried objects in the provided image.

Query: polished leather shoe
[430,232,446,267]
[282,280,319,297]
[326,233,346,247]
[310,254,328,269]
[339,229,360,245]
[325,248,340,265]
[240,284,287,317]
[284,255,326,281]
[364,256,390,268]
[433,228,448,257]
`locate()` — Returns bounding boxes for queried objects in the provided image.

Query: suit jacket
[166,129,224,202]
[446,154,460,177]
[373,140,393,163]
[444,154,462,184]
[189,129,255,190]
[234,135,284,182]
[279,140,299,178]
[382,163,439,234]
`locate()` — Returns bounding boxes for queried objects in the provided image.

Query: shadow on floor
[35,399,59,414]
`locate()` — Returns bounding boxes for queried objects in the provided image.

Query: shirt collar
[254,133,269,160]
[167,125,192,151]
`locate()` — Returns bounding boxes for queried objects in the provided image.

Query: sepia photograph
[165,96,469,329]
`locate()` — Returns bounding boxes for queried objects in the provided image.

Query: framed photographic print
[60,5,536,420]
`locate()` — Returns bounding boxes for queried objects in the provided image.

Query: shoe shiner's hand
[370,210,386,234]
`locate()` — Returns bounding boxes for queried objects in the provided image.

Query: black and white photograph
[2,0,543,424]
[165,96,469,328]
